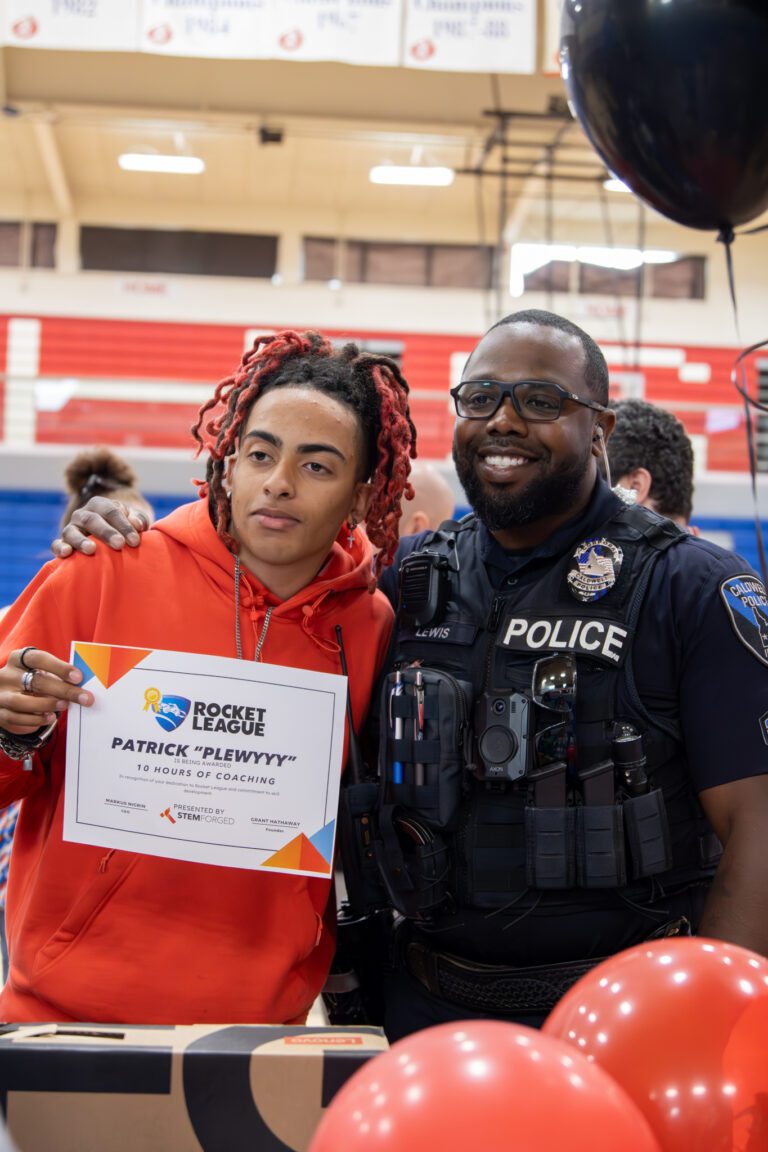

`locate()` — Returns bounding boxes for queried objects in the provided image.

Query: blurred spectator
[61,447,154,528]
[398,461,456,537]
[607,399,696,530]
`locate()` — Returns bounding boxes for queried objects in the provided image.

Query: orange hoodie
[0,499,393,1025]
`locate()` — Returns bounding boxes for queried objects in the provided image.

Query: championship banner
[3,0,140,50]
[542,0,563,75]
[267,0,401,67]
[402,0,536,74]
[64,642,347,877]
[140,0,271,58]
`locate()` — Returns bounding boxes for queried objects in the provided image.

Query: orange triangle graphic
[261,834,305,871]
[262,833,331,874]
[74,643,112,687]
[73,643,152,688]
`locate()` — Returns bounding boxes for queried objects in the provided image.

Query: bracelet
[0,718,58,761]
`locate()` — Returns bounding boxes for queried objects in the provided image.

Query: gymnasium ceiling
[0,44,677,248]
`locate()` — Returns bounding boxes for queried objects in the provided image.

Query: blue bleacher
[1,490,193,609]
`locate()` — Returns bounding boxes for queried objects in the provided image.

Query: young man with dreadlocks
[0,329,415,1025]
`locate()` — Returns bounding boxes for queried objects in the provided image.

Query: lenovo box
[0,1023,388,1152]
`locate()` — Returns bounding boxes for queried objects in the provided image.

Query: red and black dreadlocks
[191,329,416,573]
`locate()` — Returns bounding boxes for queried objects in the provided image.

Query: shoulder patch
[719,574,768,668]
[761,711,768,747]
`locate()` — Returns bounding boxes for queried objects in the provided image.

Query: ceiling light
[369,165,454,187]
[603,177,631,193]
[118,153,205,175]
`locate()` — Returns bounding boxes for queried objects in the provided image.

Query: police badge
[567,538,623,603]
[719,574,768,668]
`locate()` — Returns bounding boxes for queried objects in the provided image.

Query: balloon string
[739,222,768,237]
[717,230,768,586]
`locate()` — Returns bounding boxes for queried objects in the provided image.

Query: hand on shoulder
[51,498,150,558]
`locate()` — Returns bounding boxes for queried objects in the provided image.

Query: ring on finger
[19,646,37,671]
[22,670,37,694]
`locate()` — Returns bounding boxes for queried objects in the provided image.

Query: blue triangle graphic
[308,820,335,866]
[73,650,97,686]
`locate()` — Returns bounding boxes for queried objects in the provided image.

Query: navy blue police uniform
[367,477,768,1040]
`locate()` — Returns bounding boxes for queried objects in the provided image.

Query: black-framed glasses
[450,379,607,422]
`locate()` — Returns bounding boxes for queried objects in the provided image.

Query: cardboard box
[0,1023,388,1152]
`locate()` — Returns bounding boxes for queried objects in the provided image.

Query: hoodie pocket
[32,850,141,979]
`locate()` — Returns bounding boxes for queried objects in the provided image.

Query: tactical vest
[357,503,721,925]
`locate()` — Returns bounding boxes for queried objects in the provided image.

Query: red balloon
[309,1019,661,1152]
[544,938,768,1152]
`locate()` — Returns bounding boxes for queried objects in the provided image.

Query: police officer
[53,311,768,1040]
[370,310,768,1039]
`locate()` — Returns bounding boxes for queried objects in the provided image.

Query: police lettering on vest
[499,613,628,665]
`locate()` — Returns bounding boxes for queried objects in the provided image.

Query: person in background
[0,447,155,984]
[397,461,456,538]
[52,447,154,557]
[606,399,698,530]
[0,330,415,1025]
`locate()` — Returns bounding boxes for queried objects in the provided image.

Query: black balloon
[560,0,768,232]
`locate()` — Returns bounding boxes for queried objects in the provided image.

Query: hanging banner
[403,0,536,74]
[3,0,139,50]
[140,0,271,58]
[542,0,563,75]
[268,0,401,66]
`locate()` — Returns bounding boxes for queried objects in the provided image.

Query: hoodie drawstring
[301,591,340,654]
[234,557,341,657]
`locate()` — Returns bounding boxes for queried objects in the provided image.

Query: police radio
[474,692,532,781]
[399,550,451,627]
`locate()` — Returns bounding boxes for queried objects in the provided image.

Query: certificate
[64,642,347,877]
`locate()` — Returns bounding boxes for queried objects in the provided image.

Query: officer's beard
[452,439,593,533]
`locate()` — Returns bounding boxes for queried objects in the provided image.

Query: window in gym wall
[648,256,705,300]
[0,222,56,268]
[578,263,640,297]
[577,255,705,300]
[303,237,493,289]
[80,228,278,278]
[522,260,571,293]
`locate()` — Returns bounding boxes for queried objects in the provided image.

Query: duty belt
[404,941,601,1015]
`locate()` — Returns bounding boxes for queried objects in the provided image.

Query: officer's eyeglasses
[450,379,607,422]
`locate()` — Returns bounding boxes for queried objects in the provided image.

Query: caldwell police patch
[567,538,623,603]
[719,574,768,668]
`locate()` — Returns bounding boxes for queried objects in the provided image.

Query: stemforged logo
[160,807,176,825]
[144,688,191,732]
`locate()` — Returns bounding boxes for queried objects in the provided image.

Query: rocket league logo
[144,690,191,733]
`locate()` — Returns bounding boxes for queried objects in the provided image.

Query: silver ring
[22,670,37,695]
[19,646,37,671]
